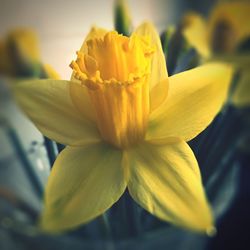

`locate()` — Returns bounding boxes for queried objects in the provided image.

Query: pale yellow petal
[134,22,169,111]
[13,79,100,145]
[69,81,96,122]
[126,140,213,232]
[182,13,211,58]
[43,64,60,80]
[80,26,108,54]
[70,27,108,120]
[41,142,126,232]
[147,63,233,141]
[208,2,250,50]
[232,69,250,107]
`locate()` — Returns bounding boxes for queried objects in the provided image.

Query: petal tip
[195,206,215,234]
[206,226,217,237]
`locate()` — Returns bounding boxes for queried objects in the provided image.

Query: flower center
[70,31,154,148]
[211,19,237,53]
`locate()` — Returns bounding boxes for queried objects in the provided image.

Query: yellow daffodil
[14,22,233,233]
[182,1,250,107]
[182,1,250,57]
[0,29,58,79]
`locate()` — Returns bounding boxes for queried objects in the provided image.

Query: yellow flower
[0,29,40,76]
[182,1,250,107]
[0,29,59,79]
[182,1,250,57]
[14,23,233,233]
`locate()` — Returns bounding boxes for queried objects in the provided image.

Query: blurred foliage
[114,0,132,36]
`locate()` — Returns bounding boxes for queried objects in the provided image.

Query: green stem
[97,214,115,250]
[43,136,57,167]
[56,142,65,153]
[2,119,43,198]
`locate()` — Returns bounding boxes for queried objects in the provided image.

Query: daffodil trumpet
[14,22,233,234]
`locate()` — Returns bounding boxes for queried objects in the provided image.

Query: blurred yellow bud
[0,40,13,75]
[0,29,41,77]
[114,0,132,36]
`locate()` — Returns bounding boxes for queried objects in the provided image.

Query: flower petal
[134,22,169,111]
[182,13,211,58]
[126,140,213,232]
[147,63,233,142]
[70,27,108,120]
[13,79,100,145]
[41,142,126,232]
[69,81,96,122]
[43,64,60,79]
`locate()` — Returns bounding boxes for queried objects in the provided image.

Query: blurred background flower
[0,29,59,79]
[0,29,41,77]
